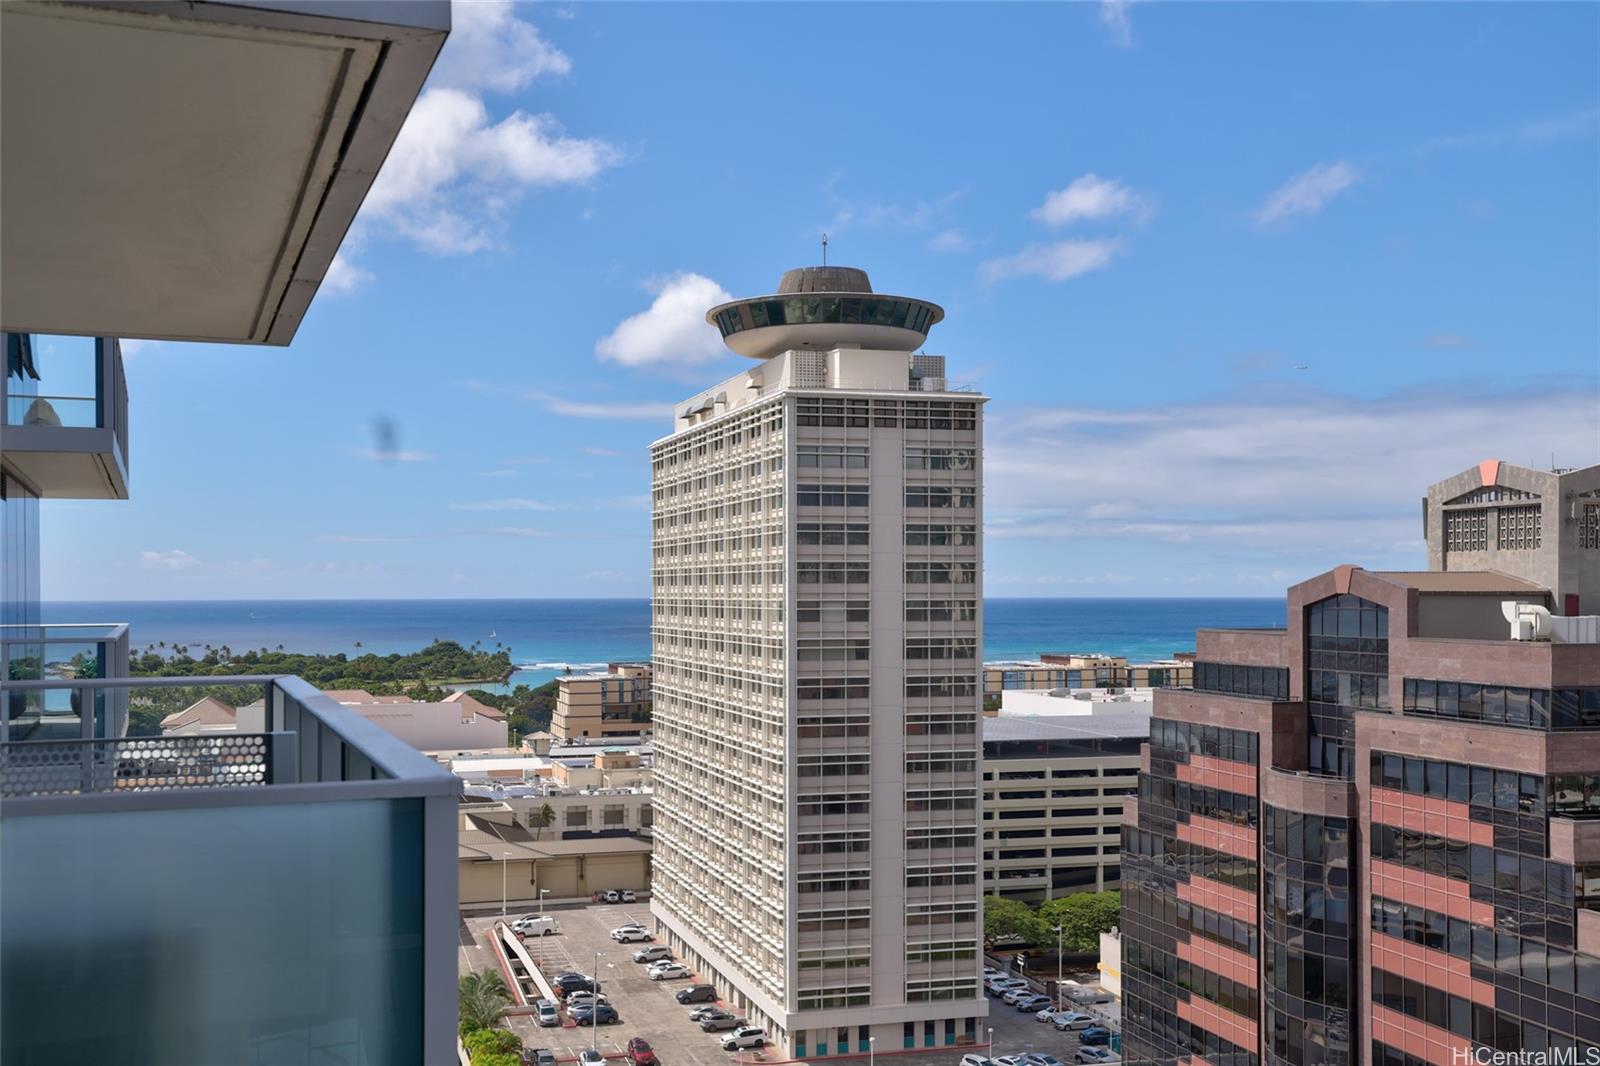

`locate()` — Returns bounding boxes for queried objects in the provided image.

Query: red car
[627,1038,657,1066]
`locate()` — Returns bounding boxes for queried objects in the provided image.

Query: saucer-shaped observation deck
[705,266,944,360]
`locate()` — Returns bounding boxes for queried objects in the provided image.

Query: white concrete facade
[649,267,988,1058]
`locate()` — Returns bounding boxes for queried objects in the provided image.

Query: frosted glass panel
[2,798,424,1065]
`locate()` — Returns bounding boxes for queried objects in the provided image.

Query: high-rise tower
[649,266,989,1056]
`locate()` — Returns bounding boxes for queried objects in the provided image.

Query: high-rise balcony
[1,622,129,741]
[0,674,460,1065]
[1,333,128,498]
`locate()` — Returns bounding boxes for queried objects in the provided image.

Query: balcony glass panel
[4,333,100,428]
[1,797,424,1065]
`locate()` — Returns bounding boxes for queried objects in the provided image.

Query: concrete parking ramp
[494,921,558,1004]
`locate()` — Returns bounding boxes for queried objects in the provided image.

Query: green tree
[531,802,556,840]
[983,895,1040,946]
[463,1027,521,1060]
[1037,891,1121,952]
[458,969,511,1033]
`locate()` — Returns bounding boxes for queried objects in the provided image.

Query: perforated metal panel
[0,734,270,797]
[792,350,827,388]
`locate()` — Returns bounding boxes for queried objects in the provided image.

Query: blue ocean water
[44,598,1284,690]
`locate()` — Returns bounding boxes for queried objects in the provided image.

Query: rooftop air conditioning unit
[1502,601,1553,641]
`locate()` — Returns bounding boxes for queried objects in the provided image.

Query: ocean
[44,598,1285,690]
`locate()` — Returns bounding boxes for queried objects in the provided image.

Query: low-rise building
[983,655,1192,697]
[982,705,1148,903]
[457,801,652,907]
[163,688,507,752]
[550,662,652,741]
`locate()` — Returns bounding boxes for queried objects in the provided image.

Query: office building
[649,265,988,1056]
[0,4,456,1062]
[1120,460,1600,1066]
[551,662,653,740]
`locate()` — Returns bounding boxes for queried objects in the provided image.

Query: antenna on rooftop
[821,232,828,266]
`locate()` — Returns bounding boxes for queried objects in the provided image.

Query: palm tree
[532,803,556,840]
[458,969,511,1032]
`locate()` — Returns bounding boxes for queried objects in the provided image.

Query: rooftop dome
[706,265,943,360]
[777,266,873,294]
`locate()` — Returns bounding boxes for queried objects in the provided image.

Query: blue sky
[46,0,1600,600]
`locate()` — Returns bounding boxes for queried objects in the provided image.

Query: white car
[650,962,690,980]
[634,946,672,963]
[565,991,611,1008]
[580,1052,606,1066]
[1001,987,1038,1005]
[514,915,561,936]
[993,1056,1029,1066]
[612,927,651,943]
[621,889,638,902]
[988,978,1028,996]
[1052,1012,1096,1031]
[960,1055,995,1066]
[721,1027,766,1051]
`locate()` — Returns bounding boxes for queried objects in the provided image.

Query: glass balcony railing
[0,674,461,1065]
[1,332,129,498]
[0,622,129,741]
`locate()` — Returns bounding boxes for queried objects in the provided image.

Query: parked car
[612,927,651,943]
[534,999,560,1027]
[689,1006,733,1023]
[579,1051,606,1066]
[1067,987,1114,1005]
[676,983,717,1004]
[720,1027,766,1051]
[1074,1051,1117,1065]
[531,1050,558,1066]
[1051,1012,1096,1031]
[1078,1029,1112,1048]
[700,1015,746,1033]
[514,915,561,936]
[981,966,1003,979]
[1024,1055,1066,1066]
[570,1002,619,1026]
[988,978,1028,996]
[627,1038,657,1066]
[1016,994,1054,1012]
[634,946,672,963]
[649,962,690,980]
[601,890,622,903]
[960,1055,995,1066]
[554,974,594,997]
[621,889,638,903]
[993,1056,1029,1066]
[566,991,611,1009]
[1001,987,1038,1005]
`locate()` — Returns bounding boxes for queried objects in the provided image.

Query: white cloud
[1417,107,1600,156]
[351,447,433,463]
[140,549,200,571]
[595,273,733,369]
[984,382,1597,560]
[1100,0,1134,47]
[1255,161,1359,225]
[448,499,569,512]
[523,391,675,421]
[1031,174,1147,227]
[979,239,1123,283]
[364,87,619,255]
[323,252,372,294]
[118,339,155,356]
[338,6,618,274]
[928,228,973,253]
[427,1,572,94]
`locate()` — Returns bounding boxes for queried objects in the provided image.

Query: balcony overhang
[0,425,127,499]
[0,0,449,346]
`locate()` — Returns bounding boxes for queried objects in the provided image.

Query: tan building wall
[551,664,653,741]
[459,851,651,907]
[984,657,1191,696]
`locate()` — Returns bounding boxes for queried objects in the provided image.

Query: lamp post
[1052,924,1065,1012]
[987,1027,993,1054]
[592,950,604,1053]
[869,1034,876,1066]
[540,887,550,921]
[501,852,509,918]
